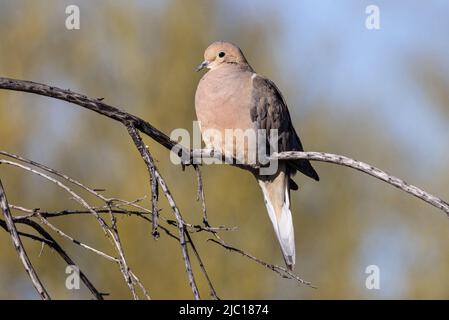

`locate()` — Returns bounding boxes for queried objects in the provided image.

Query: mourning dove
[195,41,319,270]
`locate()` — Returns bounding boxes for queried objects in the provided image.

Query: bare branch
[107,207,138,300]
[125,124,160,239]
[208,238,315,288]
[0,179,51,300]
[126,123,201,299]
[2,76,447,300]
[1,77,446,217]
[0,159,111,229]
[7,217,107,300]
[194,165,209,226]
[272,151,449,217]
[184,231,219,299]
[0,77,179,152]
[0,160,146,299]
[0,151,110,202]
[35,211,118,263]
[190,149,449,217]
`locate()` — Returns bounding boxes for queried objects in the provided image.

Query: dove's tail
[257,166,296,270]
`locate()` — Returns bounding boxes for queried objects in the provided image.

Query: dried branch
[0,77,178,152]
[0,151,109,201]
[184,230,219,299]
[190,149,449,218]
[11,204,181,241]
[126,123,201,299]
[208,238,315,288]
[1,77,446,217]
[0,179,51,300]
[0,159,147,299]
[7,217,107,299]
[107,207,138,300]
[272,151,449,217]
[35,211,118,263]
[125,124,160,239]
[2,76,447,300]
[194,165,209,226]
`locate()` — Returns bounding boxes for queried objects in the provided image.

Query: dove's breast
[195,66,257,163]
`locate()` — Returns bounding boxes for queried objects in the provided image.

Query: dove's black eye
[218,51,225,58]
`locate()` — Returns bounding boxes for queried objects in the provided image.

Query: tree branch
[126,123,201,299]
[0,179,51,300]
[208,238,315,288]
[6,217,107,300]
[272,151,449,217]
[0,77,178,152]
[1,76,448,300]
[188,149,449,218]
[2,76,447,219]
[125,124,160,239]
[0,159,148,299]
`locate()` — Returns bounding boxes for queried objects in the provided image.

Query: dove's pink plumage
[195,41,319,270]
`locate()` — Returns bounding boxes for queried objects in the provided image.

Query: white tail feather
[259,178,296,270]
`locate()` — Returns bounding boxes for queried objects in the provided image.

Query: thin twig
[0,77,180,151]
[208,238,315,288]
[35,211,118,263]
[166,219,237,233]
[126,123,200,299]
[272,151,449,217]
[10,204,181,241]
[12,205,149,219]
[1,77,446,217]
[9,217,107,299]
[0,160,110,229]
[155,169,200,299]
[16,210,147,299]
[2,77,447,299]
[106,205,138,300]
[0,160,145,298]
[125,124,159,239]
[0,151,110,202]
[0,179,51,299]
[184,230,219,299]
[194,165,209,227]
[129,270,151,300]
[190,149,449,217]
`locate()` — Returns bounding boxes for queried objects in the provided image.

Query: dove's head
[196,41,249,72]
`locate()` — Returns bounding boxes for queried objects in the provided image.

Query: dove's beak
[196,60,209,72]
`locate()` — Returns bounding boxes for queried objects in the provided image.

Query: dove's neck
[210,62,254,74]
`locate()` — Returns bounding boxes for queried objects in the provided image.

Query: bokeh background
[0,0,448,299]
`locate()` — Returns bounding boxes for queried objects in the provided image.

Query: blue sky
[217,0,449,297]
[219,0,449,170]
